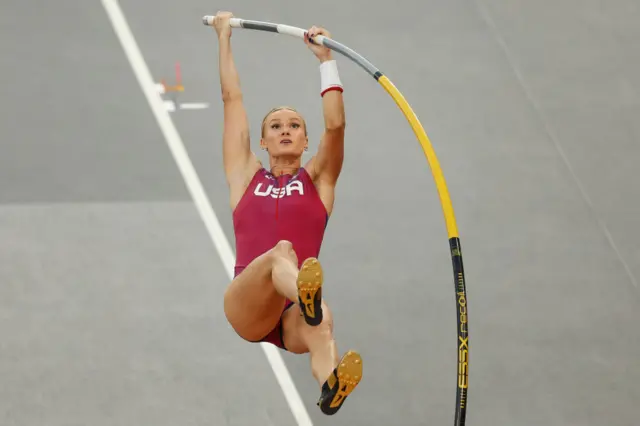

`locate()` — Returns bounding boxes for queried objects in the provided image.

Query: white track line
[100,1,314,425]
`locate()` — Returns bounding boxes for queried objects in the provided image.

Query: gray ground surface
[1,0,639,425]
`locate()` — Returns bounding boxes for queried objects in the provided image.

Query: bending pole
[203,15,470,425]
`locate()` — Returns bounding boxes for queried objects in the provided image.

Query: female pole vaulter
[211,11,363,415]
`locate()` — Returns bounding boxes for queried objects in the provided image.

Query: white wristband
[319,60,343,96]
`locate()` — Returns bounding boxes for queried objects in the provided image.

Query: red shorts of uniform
[234,266,295,350]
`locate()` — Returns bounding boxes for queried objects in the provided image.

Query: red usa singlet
[232,167,329,277]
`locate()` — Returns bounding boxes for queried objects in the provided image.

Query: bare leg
[281,302,338,383]
[283,300,362,415]
[270,244,301,303]
[224,240,300,342]
[303,302,340,386]
[281,258,363,416]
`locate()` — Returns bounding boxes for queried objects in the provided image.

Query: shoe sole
[319,350,363,415]
[296,257,323,326]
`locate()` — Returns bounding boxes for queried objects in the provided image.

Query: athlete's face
[260,108,308,157]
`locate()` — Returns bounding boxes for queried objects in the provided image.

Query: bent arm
[218,35,258,188]
[310,60,346,185]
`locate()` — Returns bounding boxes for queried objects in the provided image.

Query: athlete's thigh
[224,251,287,342]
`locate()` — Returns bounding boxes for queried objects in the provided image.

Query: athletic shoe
[317,350,363,415]
[296,257,324,326]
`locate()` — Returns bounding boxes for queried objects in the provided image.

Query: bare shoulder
[304,156,319,180]
[304,156,336,216]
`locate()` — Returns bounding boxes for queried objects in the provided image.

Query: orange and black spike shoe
[317,351,363,415]
[296,257,324,326]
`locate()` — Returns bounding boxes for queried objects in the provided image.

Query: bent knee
[274,239,293,250]
[271,239,298,263]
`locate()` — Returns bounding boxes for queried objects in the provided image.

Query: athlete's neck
[269,155,301,177]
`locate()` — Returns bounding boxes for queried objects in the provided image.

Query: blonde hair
[260,106,308,137]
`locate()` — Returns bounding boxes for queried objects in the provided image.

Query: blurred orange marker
[162,61,184,93]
